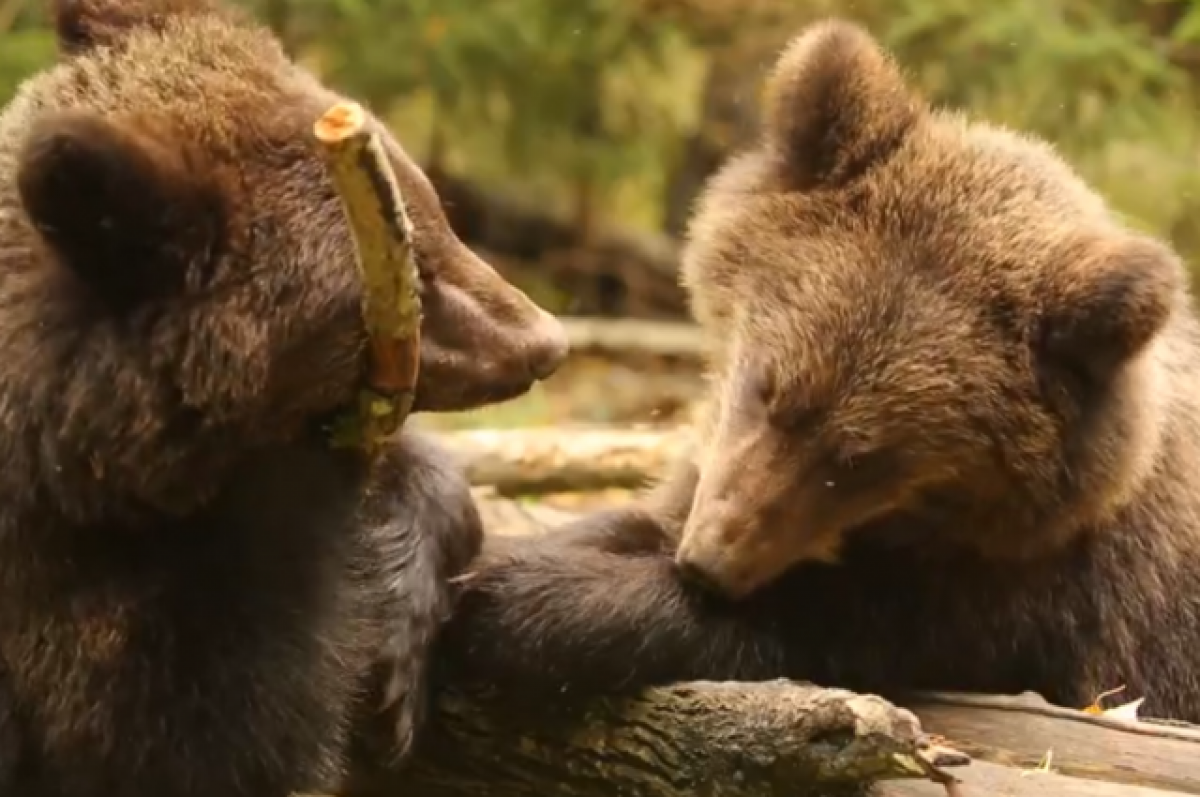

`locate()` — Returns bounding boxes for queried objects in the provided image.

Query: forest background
[4,0,1199,430]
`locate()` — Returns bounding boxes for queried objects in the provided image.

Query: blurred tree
[266,0,692,237]
[4,0,1200,281]
[0,0,54,103]
[644,0,1200,269]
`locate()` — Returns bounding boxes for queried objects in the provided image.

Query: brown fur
[0,1,567,795]
[436,20,1200,723]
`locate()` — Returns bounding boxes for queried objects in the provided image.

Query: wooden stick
[313,101,422,454]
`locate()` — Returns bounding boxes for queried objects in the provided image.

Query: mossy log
[346,680,951,797]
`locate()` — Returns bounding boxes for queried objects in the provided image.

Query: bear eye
[833,447,896,486]
[770,405,820,432]
[732,360,777,411]
[752,364,778,406]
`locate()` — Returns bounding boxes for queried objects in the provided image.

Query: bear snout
[674,515,773,601]
[522,307,569,380]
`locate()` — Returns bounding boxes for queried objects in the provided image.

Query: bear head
[0,0,567,519]
[675,20,1186,599]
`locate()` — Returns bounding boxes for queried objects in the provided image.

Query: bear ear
[1039,234,1184,384]
[52,0,218,54]
[763,19,924,189]
[17,110,227,315]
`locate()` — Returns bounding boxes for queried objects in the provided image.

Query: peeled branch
[313,101,422,455]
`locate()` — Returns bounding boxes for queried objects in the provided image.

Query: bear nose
[675,559,726,597]
[525,310,569,380]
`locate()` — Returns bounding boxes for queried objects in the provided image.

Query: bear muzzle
[675,445,847,600]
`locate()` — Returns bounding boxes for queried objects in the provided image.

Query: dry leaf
[1103,697,1145,721]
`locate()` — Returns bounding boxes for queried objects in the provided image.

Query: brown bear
[436,19,1200,724]
[0,0,568,795]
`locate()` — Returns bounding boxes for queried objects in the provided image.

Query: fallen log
[439,425,692,496]
[347,680,951,797]
[904,692,1200,793]
[559,317,705,360]
[880,760,1192,797]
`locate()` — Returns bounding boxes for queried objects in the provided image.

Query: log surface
[907,693,1200,794]
[348,680,936,797]
[880,760,1192,797]
[439,426,691,496]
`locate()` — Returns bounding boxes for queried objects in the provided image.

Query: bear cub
[0,0,566,795]
[438,19,1200,723]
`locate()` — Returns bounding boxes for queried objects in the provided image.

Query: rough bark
[345,615,1200,797]
[353,488,1200,797]
[346,680,946,797]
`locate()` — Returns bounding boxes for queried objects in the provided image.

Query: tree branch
[314,101,422,455]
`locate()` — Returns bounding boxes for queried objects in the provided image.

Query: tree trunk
[662,46,767,237]
[427,171,688,319]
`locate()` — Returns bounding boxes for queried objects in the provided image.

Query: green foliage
[0,29,55,101]
[295,0,694,224]
[846,0,1200,244]
[4,0,1200,266]
[0,1,54,102]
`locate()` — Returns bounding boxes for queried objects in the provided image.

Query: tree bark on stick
[314,100,422,455]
